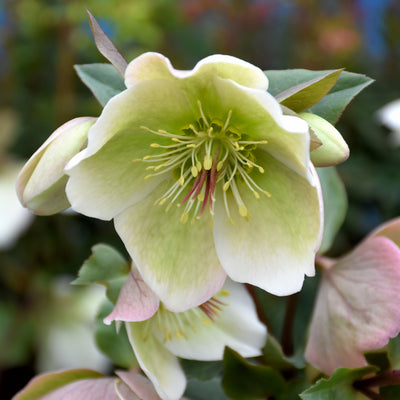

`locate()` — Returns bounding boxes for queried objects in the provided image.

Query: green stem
[281,293,298,356]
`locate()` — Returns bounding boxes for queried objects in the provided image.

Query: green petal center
[137,101,271,224]
[140,289,230,344]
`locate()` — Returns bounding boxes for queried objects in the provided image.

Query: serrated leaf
[185,377,231,400]
[276,69,343,112]
[74,63,126,107]
[86,10,127,76]
[222,347,286,400]
[388,333,400,369]
[310,71,374,124]
[300,367,378,400]
[73,243,129,304]
[95,300,137,369]
[13,369,104,400]
[316,167,348,254]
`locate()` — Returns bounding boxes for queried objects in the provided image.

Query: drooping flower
[305,218,400,374]
[12,368,178,400]
[61,52,323,310]
[105,265,267,400]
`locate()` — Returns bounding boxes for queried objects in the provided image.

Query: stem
[281,293,298,356]
[354,386,386,400]
[245,284,270,330]
[354,370,400,399]
[356,370,400,388]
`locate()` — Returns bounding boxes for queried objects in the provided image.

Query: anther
[203,155,213,170]
[239,205,248,217]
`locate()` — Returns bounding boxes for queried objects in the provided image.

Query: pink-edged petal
[125,52,269,90]
[116,371,162,400]
[126,323,186,400]
[370,217,400,248]
[305,236,400,374]
[114,181,226,312]
[104,267,159,324]
[12,370,118,400]
[160,279,267,360]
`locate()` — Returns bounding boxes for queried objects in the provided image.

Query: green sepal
[316,167,348,254]
[94,299,137,369]
[222,347,286,400]
[72,243,129,304]
[13,369,105,400]
[74,63,126,107]
[300,366,378,400]
[275,69,343,113]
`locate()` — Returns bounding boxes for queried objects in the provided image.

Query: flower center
[137,101,271,224]
[140,289,230,343]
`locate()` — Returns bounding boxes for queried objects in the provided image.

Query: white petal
[160,279,267,360]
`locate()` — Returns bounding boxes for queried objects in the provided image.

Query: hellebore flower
[305,218,400,374]
[105,266,267,400]
[63,52,323,310]
[12,368,176,400]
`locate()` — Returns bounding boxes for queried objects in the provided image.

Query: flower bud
[300,112,349,167]
[17,117,95,215]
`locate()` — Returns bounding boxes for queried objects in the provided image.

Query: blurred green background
[1,0,400,398]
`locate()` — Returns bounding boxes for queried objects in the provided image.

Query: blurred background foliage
[1,0,400,398]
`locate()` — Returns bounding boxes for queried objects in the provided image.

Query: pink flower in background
[305,218,400,374]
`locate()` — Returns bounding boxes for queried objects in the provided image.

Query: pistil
[137,102,271,224]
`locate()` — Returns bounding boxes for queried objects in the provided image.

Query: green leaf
[316,167,348,254]
[13,369,104,400]
[380,385,400,399]
[74,63,126,107]
[262,335,298,370]
[388,333,400,369]
[276,69,343,113]
[264,69,373,124]
[72,243,129,304]
[222,347,286,400]
[185,377,231,400]
[181,360,223,381]
[86,10,128,76]
[310,71,374,124]
[95,300,137,369]
[300,367,378,400]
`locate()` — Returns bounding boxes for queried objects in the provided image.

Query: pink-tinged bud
[17,117,95,215]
